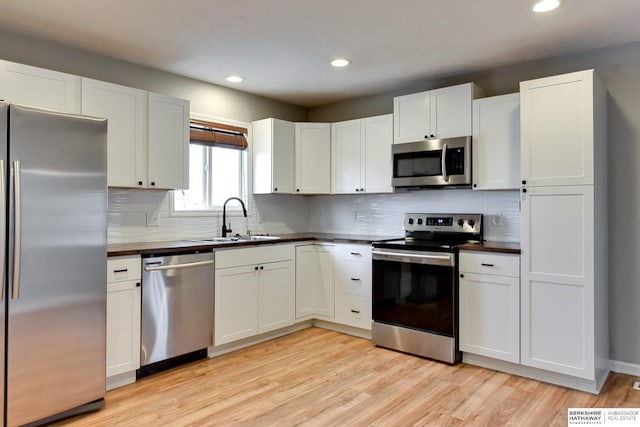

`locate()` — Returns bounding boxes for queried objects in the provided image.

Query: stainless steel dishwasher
[139,251,214,377]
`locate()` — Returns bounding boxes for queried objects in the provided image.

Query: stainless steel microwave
[391,136,471,188]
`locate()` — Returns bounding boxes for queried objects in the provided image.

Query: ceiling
[1,0,640,108]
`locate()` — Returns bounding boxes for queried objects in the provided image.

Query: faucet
[221,197,247,237]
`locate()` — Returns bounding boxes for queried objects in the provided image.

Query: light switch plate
[146,212,159,227]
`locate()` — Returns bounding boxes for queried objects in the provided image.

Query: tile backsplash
[108,188,520,244]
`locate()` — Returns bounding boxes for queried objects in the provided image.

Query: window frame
[170,113,251,218]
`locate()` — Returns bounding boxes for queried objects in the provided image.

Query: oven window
[372,259,455,336]
[394,151,442,177]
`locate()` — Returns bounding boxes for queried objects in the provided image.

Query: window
[173,117,248,214]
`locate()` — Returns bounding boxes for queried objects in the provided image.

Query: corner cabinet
[331,114,393,194]
[459,251,520,363]
[81,79,190,189]
[472,93,520,190]
[295,122,331,194]
[520,70,608,390]
[147,92,190,189]
[393,82,484,143]
[252,118,295,194]
[0,60,81,113]
[106,256,141,390]
[215,245,295,346]
[295,243,335,319]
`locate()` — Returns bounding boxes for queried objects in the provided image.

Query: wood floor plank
[52,328,640,426]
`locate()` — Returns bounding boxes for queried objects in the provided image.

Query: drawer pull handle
[350,309,360,314]
[350,252,361,256]
[350,277,361,282]
[113,268,128,273]
[481,263,495,267]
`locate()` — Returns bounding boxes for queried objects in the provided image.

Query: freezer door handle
[0,160,5,301]
[12,160,21,299]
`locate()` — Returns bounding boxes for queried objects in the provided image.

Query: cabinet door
[258,260,295,333]
[252,118,294,194]
[520,70,595,187]
[147,92,190,189]
[459,272,519,363]
[331,119,362,194]
[361,114,393,193]
[0,60,81,113]
[295,245,335,319]
[430,83,474,139]
[215,266,258,345]
[295,123,331,194]
[520,185,594,378]
[106,281,141,377]
[472,93,520,190]
[393,91,430,143]
[82,78,147,188]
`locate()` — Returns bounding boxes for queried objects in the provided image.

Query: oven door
[372,248,457,337]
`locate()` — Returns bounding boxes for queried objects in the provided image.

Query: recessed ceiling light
[532,0,560,12]
[331,58,351,68]
[226,75,243,83]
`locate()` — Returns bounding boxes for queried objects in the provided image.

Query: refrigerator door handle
[0,159,5,301]
[12,160,21,299]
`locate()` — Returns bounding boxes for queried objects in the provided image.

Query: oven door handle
[372,249,454,267]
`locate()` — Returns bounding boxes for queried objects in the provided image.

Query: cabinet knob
[136,282,141,287]
[360,188,364,192]
[260,266,264,270]
[460,274,464,278]
[350,309,360,314]
[274,187,278,192]
[350,277,361,282]
[522,180,527,185]
[150,182,156,186]
[138,181,143,186]
[473,184,477,188]
[522,188,527,193]
[296,189,300,192]
[355,188,360,192]
[254,266,259,271]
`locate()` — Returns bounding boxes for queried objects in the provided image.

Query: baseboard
[313,319,372,340]
[106,371,136,391]
[610,359,640,376]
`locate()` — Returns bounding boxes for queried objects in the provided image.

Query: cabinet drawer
[216,244,294,269]
[459,252,520,277]
[335,244,371,261]
[107,256,141,283]
[335,261,371,297]
[335,294,371,330]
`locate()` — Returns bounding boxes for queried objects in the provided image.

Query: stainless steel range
[371,213,482,364]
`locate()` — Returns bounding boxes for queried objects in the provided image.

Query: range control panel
[404,213,482,234]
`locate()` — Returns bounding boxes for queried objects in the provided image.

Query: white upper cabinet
[81,78,147,188]
[295,122,331,194]
[252,118,295,194]
[332,114,393,194]
[0,60,81,113]
[520,70,600,187]
[393,83,483,143]
[147,92,190,190]
[472,93,521,190]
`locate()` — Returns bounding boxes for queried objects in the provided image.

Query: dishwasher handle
[144,260,214,272]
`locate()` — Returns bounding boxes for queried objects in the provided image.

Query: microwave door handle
[441,143,449,182]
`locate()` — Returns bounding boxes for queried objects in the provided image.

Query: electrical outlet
[633,381,640,391]
[146,212,159,227]
[491,214,503,226]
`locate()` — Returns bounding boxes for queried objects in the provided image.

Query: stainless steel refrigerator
[0,103,108,426]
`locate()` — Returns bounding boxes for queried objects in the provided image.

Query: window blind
[189,119,248,150]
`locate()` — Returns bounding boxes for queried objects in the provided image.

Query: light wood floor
[55,328,639,426]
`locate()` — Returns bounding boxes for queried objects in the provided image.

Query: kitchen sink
[190,235,281,244]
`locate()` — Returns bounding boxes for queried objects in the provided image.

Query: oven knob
[417,218,423,225]
[457,219,464,227]
[408,218,414,225]
[468,219,475,227]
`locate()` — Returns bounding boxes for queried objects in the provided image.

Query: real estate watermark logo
[568,408,639,426]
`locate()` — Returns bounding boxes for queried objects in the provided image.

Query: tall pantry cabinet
[520,70,608,391]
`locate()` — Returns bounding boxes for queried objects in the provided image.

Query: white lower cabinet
[106,256,142,389]
[295,243,335,319]
[333,244,372,330]
[459,251,520,363]
[215,245,295,346]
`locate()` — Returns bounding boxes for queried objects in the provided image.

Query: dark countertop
[458,241,521,254]
[108,233,402,257]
